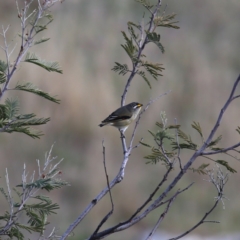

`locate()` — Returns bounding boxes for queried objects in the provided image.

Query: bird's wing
[102,107,132,122]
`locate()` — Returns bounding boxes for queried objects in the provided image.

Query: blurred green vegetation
[0,1,240,239]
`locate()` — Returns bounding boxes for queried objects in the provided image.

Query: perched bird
[99,102,143,136]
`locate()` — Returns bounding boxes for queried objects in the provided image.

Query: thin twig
[174,118,182,170]
[88,141,114,240]
[145,193,178,240]
[169,167,226,240]
[4,169,14,228]
[159,142,171,165]
[145,207,172,240]
[224,151,240,161]
[1,25,11,77]
[128,165,173,222]
[129,90,171,151]
[202,142,240,155]
[90,183,193,240]
[131,137,143,151]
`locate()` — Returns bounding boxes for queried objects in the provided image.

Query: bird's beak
[137,103,143,107]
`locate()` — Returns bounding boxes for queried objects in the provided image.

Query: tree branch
[0,0,59,100]
[202,142,240,155]
[169,166,227,240]
[121,0,162,106]
[129,90,171,151]
[90,183,193,240]
[88,141,114,240]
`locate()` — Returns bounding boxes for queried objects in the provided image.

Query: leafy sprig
[0,98,50,138]
[141,114,237,174]
[112,2,179,90]
[14,82,60,104]
[0,0,63,139]
[0,146,69,239]
[24,52,62,73]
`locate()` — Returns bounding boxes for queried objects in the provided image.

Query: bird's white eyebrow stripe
[133,105,141,109]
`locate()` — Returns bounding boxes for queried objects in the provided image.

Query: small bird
[99,102,143,136]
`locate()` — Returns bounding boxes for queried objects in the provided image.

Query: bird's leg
[120,130,125,139]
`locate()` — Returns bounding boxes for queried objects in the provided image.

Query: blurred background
[0,0,240,239]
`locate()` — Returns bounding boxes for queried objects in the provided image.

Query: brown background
[0,1,240,239]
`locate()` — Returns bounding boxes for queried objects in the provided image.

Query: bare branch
[88,141,114,239]
[1,169,15,233]
[204,74,240,144]
[145,195,176,240]
[174,118,183,170]
[202,142,240,155]
[129,90,171,151]
[90,183,193,240]
[145,188,195,240]
[128,165,173,222]
[1,25,11,77]
[169,167,227,240]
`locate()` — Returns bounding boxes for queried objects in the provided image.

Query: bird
[99,102,143,137]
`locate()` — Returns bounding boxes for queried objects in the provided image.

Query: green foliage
[139,60,164,79]
[189,163,210,175]
[215,160,237,173]
[146,32,165,53]
[17,178,69,192]
[140,113,179,165]
[0,60,7,84]
[34,38,51,45]
[0,148,69,239]
[153,13,180,29]
[0,193,58,237]
[236,126,240,135]
[137,71,152,88]
[112,62,130,76]
[172,129,198,150]
[141,113,237,174]
[112,1,179,88]
[14,82,60,103]
[191,121,203,138]
[0,2,63,140]
[24,52,63,73]
[144,146,175,164]
[0,1,67,239]
[0,192,61,238]
[7,227,24,240]
[121,31,139,61]
[25,201,59,216]
[5,98,19,118]
[30,13,54,34]
[0,98,50,138]
[135,0,154,9]
[0,187,8,201]
[207,135,222,148]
